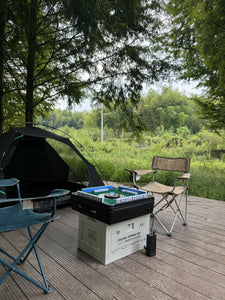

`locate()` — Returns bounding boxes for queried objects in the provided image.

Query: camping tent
[0,126,104,201]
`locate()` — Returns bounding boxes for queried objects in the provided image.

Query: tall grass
[91,143,225,201]
[57,126,225,201]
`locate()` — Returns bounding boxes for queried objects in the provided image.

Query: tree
[1,0,172,133]
[38,109,84,129]
[166,0,225,129]
[137,87,202,134]
[0,2,5,133]
[62,0,171,108]
[2,0,86,130]
[0,0,13,132]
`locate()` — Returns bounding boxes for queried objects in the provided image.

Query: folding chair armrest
[31,189,70,216]
[125,168,154,176]
[0,178,19,187]
[177,173,191,180]
[174,173,191,190]
[49,189,70,198]
[0,189,70,215]
[0,189,69,203]
[49,189,70,215]
[125,168,154,187]
[136,170,155,176]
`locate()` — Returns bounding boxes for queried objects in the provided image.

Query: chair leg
[151,213,172,236]
[153,192,188,236]
[169,195,186,225]
[0,257,52,293]
[184,191,188,225]
[20,224,47,263]
[0,223,52,294]
[27,226,50,290]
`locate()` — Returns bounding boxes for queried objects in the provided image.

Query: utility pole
[101,104,103,143]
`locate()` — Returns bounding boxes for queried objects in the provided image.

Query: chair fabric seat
[0,177,70,294]
[142,181,187,196]
[0,204,52,232]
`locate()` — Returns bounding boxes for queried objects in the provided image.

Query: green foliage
[137,87,202,134]
[1,0,174,132]
[166,0,225,130]
[1,0,88,128]
[189,161,225,200]
[38,109,84,129]
[40,86,203,141]
[61,0,172,109]
[177,126,190,137]
[194,96,225,131]
[52,124,225,201]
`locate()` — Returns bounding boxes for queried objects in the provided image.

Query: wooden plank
[114,255,209,300]
[155,243,225,289]
[0,247,27,300]
[44,215,174,299]
[18,224,139,300]
[1,193,225,299]
[1,231,68,299]
[130,249,225,300]
[77,251,173,300]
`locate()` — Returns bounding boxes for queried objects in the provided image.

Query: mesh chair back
[152,156,190,173]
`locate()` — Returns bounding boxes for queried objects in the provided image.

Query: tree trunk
[0,12,6,134]
[25,0,37,127]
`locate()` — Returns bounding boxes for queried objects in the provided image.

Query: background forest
[37,87,225,202]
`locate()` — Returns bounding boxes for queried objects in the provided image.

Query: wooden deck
[1,192,225,299]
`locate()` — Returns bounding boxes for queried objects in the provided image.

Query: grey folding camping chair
[0,178,69,294]
[125,156,191,236]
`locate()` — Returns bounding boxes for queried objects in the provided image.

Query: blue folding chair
[0,178,69,294]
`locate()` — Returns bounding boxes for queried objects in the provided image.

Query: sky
[56,98,93,112]
[56,79,204,112]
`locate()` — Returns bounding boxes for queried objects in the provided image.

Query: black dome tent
[0,126,104,201]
